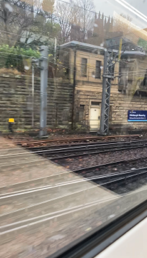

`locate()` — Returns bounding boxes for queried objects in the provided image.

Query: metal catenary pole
[100,50,114,135]
[71,47,77,130]
[32,64,34,128]
[39,46,48,137]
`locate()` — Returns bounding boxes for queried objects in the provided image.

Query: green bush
[0,45,40,72]
[0,45,40,57]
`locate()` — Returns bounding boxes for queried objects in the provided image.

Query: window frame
[50,200,147,258]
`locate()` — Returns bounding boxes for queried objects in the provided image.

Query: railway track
[1,139,147,162]
[26,138,142,151]
[25,139,147,160]
[14,134,140,147]
[0,136,147,253]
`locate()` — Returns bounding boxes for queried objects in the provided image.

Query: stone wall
[1,73,147,133]
[110,86,147,131]
[0,75,73,131]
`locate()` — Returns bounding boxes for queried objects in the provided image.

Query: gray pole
[100,50,108,134]
[32,64,34,128]
[40,46,48,137]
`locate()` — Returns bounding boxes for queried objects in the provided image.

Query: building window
[79,105,85,121]
[91,101,100,106]
[81,58,87,77]
[95,60,101,78]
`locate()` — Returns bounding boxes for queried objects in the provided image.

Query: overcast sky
[93,0,147,28]
[93,0,147,16]
[63,0,147,28]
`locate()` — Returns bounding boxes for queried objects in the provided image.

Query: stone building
[60,41,147,133]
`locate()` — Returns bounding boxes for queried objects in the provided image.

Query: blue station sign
[128,110,147,122]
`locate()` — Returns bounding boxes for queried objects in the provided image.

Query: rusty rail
[15,134,140,147]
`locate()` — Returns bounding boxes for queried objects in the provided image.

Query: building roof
[60,41,105,52]
[60,40,147,57]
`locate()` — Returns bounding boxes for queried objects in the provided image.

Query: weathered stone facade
[74,82,147,132]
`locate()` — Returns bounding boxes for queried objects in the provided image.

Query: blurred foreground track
[0,136,119,257]
[0,135,147,257]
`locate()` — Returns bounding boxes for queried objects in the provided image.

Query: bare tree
[55,0,95,43]
[0,0,36,46]
[73,0,95,40]
[0,0,59,48]
[55,0,73,43]
[0,0,95,47]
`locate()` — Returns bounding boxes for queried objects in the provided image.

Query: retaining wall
[0,75,73,131]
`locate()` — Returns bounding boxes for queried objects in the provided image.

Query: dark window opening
[91,101,100,106]
[79,105,85,121]
[109,105,112,122]
[64,68,69,79]
[95,60,101,78]
[81,58,87,77]
[65,68,69,75]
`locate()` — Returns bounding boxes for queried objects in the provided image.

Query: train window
[1,0,147,257]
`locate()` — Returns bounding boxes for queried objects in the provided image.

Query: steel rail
[27,138,143,151]
[0,139,144,158]
[28,139,147,153]
[49,145,147,160]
